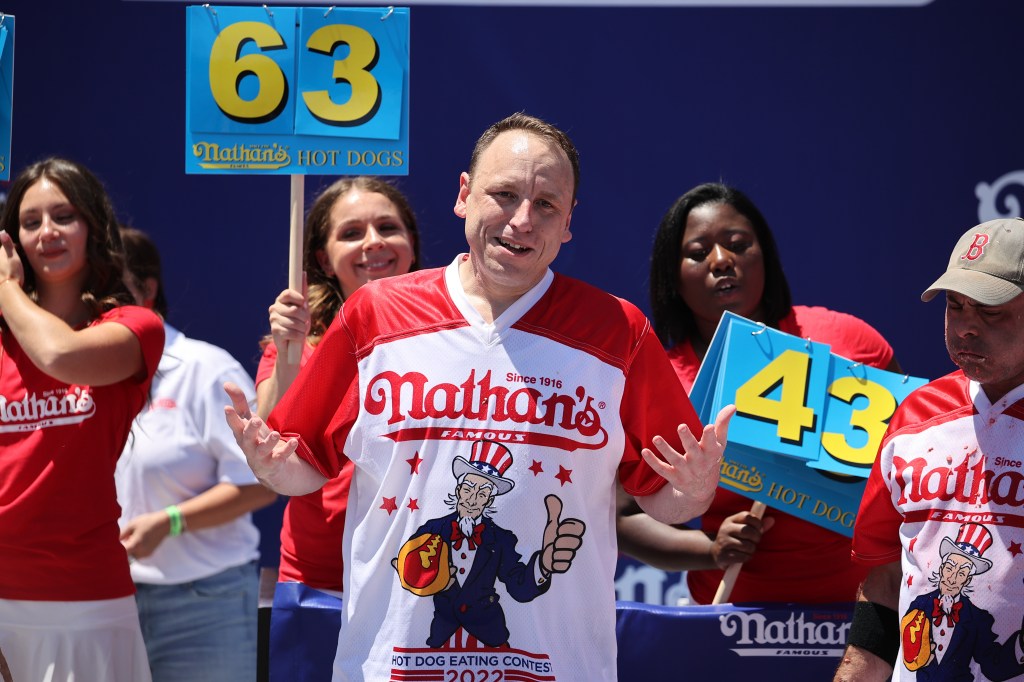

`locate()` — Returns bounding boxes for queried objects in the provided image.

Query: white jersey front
[854,372,1024,680]
[271,257,701,682]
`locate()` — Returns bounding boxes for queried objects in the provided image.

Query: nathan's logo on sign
[191,141,291,170]
[719,611,851,658]
[364,369,608,451]
[894,454,1024,507]
[0,387,96,432]
[720,457,764,493]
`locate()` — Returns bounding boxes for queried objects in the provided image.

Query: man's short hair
[468,112,580,203]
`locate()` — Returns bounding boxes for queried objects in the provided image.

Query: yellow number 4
[734,349,816,444]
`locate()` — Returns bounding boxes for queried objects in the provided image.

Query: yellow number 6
[209,22,288,122]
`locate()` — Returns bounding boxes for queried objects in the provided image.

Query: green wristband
[165,505,185,537]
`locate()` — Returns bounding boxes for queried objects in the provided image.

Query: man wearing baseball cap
[835,217,1024,681]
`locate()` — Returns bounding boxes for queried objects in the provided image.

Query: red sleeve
[851,373,973,565]
[102,305,164,385]
[618,324,703,497]
[255,343,278,386]
[267,309,359,480]
[788,307,894,370]
[850,437,904,565]
[255,340,315,387]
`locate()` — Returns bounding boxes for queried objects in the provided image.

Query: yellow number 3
[822,376,896,467]
[303,24,380,126]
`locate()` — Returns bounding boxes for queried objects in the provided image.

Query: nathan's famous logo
[191,141,290,170]
[719,457,764,493]
[0,386,96,432]
[894,453,1024,507]
[719,610,851,657]
[364,369,606,443]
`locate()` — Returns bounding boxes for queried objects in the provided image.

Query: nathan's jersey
[854,372,1024,681]
[270,257,701,682]
[0,305,164,601]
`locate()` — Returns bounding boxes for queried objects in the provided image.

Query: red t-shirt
[0,305,164,601]
[257,341,353,592]
[676,306,895,604]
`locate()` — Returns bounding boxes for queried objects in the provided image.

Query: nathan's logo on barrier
[364,369,608,449]
[894,454,1024,507]
[0,387,96,431]
[719,611,851,657]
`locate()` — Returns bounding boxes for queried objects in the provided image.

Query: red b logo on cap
[961,233,990,261]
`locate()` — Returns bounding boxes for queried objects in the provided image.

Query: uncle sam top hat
[452,439,515,496]
[922,217,1024,305]
[939,522,993,575]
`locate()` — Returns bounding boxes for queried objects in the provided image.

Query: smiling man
[836,217,1024,681]
[225,113,733,681]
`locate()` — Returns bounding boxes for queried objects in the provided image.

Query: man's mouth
[496,237,529,253]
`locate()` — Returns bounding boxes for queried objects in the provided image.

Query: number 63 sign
[690,312,928,536]
[185,5,409,175]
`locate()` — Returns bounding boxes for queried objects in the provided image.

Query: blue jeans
[135,561,258,682]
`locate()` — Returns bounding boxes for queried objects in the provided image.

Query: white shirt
[116,324,261,584]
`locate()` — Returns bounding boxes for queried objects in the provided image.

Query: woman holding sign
[617,182,899,604]
[0,158,164,680]
[254,176,420,680]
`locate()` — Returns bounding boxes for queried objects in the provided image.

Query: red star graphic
[1009,541,1022,558]
[380,497,398,515]
[555,465,573,487]
[528,460,544,476]
[407,498,419,512]
[909,537,917,553]
[906,574,913,587]
[406,452,423,475]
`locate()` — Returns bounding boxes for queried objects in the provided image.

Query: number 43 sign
[690,312,928,537]
[185,5,409,175]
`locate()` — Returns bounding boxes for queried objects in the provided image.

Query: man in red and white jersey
[835,217,1024,682]
[224,113,734,681]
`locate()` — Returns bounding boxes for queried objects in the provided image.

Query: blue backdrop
[2,0,1023,568]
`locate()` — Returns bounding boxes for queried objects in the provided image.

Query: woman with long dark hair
[0,158,164,680]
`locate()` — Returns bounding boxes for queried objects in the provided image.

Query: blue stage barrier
[270,582,853,680]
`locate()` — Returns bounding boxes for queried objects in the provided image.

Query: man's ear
[561,198,576,244]
[454,172,471,219]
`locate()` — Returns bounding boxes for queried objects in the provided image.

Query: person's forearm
[0,280,143,385]
[634,480,713,526]
[252,449,328,496]
[617,512,716,571]
[174,482,277,532]
[834,562,901,681]
[256,356,301,419]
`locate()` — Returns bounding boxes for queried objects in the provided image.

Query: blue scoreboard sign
[185,6,409,175]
